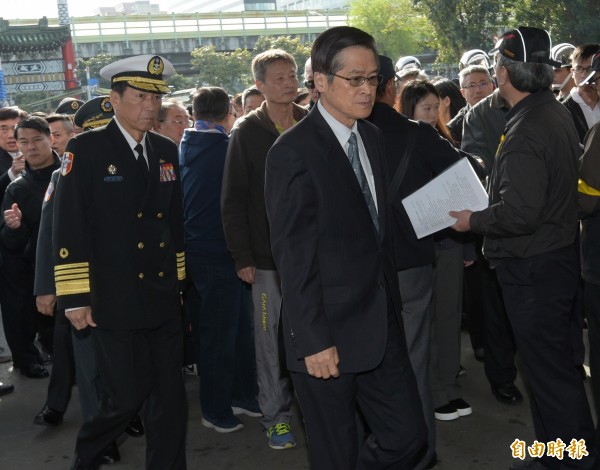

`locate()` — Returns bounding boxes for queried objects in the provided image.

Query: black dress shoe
[100,441,121,465]
[70,455,100,470]
[34,404,64,426]
[19,363,49,379]
[125,414,145,437]
[492,382,524,404]
[0,382,14,396]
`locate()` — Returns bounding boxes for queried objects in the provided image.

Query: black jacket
[562,94,590,144]
[367,102,475,270]
[470,90,580,262]
[0,155,60,263]
[52,119,185,330]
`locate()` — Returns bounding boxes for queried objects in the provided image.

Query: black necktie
[347,132,379,233]
[134,144,148,183]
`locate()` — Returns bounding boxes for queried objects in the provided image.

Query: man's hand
[449,210,473,232]
[36,294,56,316]
[11,155,25,175]
[4,203,22,229]
[237,266,256,284]
[305,346,340,379]
[65,307,96,330]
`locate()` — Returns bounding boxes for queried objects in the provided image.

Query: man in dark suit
[52,55,187,470]
[265,26,426,470]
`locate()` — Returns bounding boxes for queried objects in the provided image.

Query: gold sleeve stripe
[56,279,90,296]
[176,252,185,259]
[55,273,90,282]
[579,179,600,197]
[55,262,89,272]
[177,266,186,281]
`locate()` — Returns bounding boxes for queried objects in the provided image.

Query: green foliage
[80,52,118,88]
[190,36,311,94]
[349,0,433,59]
[167,73,199,92]
[415,0,511,64]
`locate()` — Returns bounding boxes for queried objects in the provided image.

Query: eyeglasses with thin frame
[304,79,315,89]
[462,81,491,90]
[159,119,193,127]
[332,74,383,87]
[573,65,593,74]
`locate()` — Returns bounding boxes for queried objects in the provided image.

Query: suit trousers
[0,251,40,367]
[76,316,187,470]
[46,310,75,412]
[397,265,436,469]
[291,304,427,470]
[584,280,600,452]
[71,326,101,422]
[496,245,596,469]
[251,269,293,429]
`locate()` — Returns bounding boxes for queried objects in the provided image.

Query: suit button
[158,272,164,277]
[138,273,144,279]
[138,242,144,249]
[159,242,165,248]
[137,212,143,219]
[157,212,163,218]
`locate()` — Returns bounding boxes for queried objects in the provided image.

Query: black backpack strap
[389,119,419,201]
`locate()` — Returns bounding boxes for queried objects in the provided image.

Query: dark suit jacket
[0,147,14,205]
[265,106,402,374]
[53,119,185,330]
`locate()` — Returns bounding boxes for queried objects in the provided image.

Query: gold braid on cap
[112,75,169,93]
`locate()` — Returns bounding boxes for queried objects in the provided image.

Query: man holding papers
[450,27,596,470]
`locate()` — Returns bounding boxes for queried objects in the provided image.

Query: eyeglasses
[573,65,592,74]
[159,119,193,127]
[332,74,383,87]
[304,79,315,89]
[462,81,491,90]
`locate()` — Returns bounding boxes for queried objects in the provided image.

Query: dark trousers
[46,310,75,412]
[496,245,596,469]
[291,306,427,470]
[76,316,187,470]
[584,281,600,451]
[0,251,40,367]
[186,255,257,420]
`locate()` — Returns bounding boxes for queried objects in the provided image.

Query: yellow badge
[59,248,69,259]
[71,101,80,110]
[148,56,164,76]
[107,164,117,175]
[100,97,113,113]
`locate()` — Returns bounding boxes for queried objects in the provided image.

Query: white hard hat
[551,43,575,68]
[395,56,421,71]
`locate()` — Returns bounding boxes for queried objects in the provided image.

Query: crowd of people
[0,23,599,470]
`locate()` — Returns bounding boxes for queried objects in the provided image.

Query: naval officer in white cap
[52,54,188,470]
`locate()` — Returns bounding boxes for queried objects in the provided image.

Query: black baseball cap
[378,55,399,83]
[490,26,561,67]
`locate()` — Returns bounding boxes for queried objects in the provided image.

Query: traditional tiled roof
[0,17,71,54]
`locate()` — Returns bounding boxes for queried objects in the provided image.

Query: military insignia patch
[159,162,176,182]
[107,164,117,175]
[71,101,80,110]
[148,56,164,76]
[59,248,69,259]
[61,152,75,176]
[44,181,54,202]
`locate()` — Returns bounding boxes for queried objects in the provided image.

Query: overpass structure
[7,10,348,67]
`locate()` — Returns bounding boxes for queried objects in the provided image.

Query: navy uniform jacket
[265,106,403,374]
[52,119,185,330]
[34,169,60,296]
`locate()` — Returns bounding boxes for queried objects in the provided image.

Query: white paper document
[401,158,488,239]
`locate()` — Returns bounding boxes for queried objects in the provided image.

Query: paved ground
[1,323,592,470]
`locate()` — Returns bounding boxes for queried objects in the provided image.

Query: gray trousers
[252,269,293,429]
[397,265,436,469]
[430,245,464,407]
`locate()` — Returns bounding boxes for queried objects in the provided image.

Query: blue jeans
[186,254,257,420]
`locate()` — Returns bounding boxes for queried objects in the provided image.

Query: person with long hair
[399,79,474,423]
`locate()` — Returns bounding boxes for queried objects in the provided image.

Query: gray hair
[458,65,492,87]
[497,56,553,93]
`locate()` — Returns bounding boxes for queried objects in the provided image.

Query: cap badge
[71,101,80,110]
[148,56,164,76]
[100,97,113,113]
[107,164,117,175]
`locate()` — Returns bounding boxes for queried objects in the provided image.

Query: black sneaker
[449,398,472,417]
[434,403,459,421]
